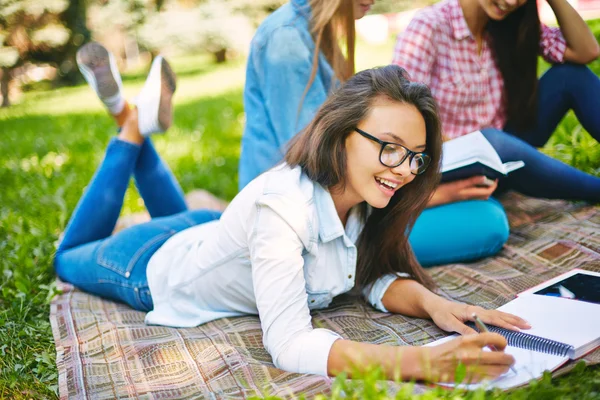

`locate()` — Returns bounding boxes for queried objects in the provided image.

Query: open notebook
[427,270,600,390]
[441,131,524,183]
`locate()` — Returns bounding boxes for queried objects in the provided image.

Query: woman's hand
[427,299,531,335]
[428,176,498,207]
[419,332,515,383]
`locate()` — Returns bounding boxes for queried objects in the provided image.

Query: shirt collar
[448,0,472,40]
[291,0,311,19]
[313,183,346,243]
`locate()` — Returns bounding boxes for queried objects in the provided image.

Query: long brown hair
[299,0,356,109]
[286,65,442,290]
[487,0,541,134]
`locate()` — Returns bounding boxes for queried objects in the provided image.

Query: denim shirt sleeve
[249,199,341,376]
[239,26,328,189]
[261,26,328,144]
[362,273,411,312]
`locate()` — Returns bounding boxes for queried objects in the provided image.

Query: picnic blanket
[50,192,600,399]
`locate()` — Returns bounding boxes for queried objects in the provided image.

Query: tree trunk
[213,48,227,64]
[58,0,91,85]
[1,68,11,108]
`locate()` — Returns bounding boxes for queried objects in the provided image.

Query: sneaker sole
[158,58,176,131]
[77,42,120,99]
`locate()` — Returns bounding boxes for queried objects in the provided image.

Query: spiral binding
[467,322,574,357]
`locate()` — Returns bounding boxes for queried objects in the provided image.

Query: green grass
[1,28,599,399]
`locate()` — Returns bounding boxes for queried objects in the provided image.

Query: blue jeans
[410,63,600,266]
[54,138,221,311]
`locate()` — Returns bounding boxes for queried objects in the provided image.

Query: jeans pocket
[96,229,173,278]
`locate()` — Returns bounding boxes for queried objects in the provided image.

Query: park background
[1,0,600,398]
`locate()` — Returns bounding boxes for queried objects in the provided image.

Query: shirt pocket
[437,62,483,108]
[306,289,332,310]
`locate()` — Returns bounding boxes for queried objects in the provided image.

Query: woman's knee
[477,198,510,254]
[411,199,509,266]
[481,127,530,159]
[544,63,592,80]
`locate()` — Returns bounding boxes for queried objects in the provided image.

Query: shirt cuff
[300,329,341,376]
[363,273,411,313]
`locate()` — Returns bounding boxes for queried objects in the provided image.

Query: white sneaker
[135,56,176,137]
[76,42,125,115]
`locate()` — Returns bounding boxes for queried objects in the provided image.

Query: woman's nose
[390,157,412,177]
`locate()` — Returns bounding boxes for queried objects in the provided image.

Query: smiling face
[353,0,375,19]
[341,96,427,210]
[478,0,527,20]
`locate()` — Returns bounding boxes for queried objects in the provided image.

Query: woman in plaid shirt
[394,0,600,265]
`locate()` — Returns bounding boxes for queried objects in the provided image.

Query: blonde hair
[300,0,356,107]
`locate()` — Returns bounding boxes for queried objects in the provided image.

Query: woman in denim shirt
[239,0,516,267]
[239,0,365,189]
[56,50,527,382]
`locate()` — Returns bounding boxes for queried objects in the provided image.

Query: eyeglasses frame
[353,127,430,175]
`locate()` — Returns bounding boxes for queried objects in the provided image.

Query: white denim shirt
[145,164,401,376]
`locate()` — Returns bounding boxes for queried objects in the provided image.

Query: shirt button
[348,274,352,279]
[310,299,315,303]
[125,272,131,278]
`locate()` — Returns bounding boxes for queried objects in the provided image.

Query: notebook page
[498,295,600,353]
[441,131,504,172]
[455,346,567,390]
[426,336,567,390]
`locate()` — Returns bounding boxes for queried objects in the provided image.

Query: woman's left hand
[428,300,531,335]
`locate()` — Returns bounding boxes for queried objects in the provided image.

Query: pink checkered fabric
[392,0,567,139]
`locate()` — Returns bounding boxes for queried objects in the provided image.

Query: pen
[472,313,517,374]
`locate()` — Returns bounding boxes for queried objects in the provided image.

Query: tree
[0,0,89,107]
[138,0,254,63]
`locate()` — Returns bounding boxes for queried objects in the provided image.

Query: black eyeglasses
[354,128,431,175]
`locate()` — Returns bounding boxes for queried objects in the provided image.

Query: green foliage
[0,0,71,66]
[138,0,254,62]
[0,0,90,106]
[88,0,152,36]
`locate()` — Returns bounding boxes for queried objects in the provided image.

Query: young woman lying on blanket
[240,0,515,267]
[54,43,530,382]
[393,0,600,259]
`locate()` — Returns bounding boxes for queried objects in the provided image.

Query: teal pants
[409,198,509,267]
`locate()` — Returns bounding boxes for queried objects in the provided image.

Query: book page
[426,336,568,390]
[441,131,505,173]
[503,161,525,173]
[498,295,600,355]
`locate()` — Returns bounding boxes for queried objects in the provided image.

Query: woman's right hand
[419,333,515,383]
[428,176,498,207]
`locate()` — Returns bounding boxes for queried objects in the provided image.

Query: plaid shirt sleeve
[540,24,567,63]
[392,13,437,85]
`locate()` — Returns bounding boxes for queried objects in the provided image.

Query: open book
[441,131,525,183]
[427,269,600,390]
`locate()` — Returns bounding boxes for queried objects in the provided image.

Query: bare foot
[118,107,144,145]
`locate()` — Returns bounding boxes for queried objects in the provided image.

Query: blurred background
[2,0,599,108]
[0,0,446,107]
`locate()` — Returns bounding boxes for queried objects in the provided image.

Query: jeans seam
[134,286,152,311]
[97,231,173,277]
